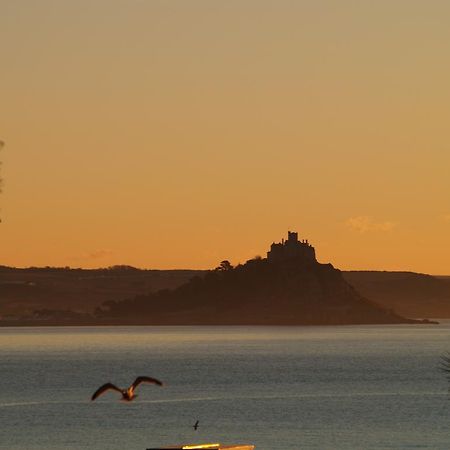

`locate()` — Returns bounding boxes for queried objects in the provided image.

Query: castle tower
[287,231,298,243]
[267,231,316,263]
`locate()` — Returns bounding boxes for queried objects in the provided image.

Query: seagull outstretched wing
[91,383,123,401]
[131,376,164,389]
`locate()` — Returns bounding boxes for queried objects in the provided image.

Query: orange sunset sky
[0,1,449,274]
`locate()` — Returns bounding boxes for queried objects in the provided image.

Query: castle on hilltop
[267,231,316,262]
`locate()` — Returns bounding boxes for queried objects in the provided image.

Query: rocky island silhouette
[94,232,430,326]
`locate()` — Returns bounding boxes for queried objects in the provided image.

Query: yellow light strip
[182,444,220,450]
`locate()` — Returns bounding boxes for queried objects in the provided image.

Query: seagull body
[91,376,163,402]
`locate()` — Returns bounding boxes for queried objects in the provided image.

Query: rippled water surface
[1,324,449,450]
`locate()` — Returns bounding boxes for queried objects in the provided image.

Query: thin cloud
[345,216,396,233]
[70,249,114,261]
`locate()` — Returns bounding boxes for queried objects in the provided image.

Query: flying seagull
[193,420,199,431]
[91,376,164,401]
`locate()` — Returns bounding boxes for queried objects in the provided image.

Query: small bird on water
[91,376,164,402]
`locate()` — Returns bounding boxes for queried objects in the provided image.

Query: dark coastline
[2,266,449,322]
[0,318,439,327]
[1,233,447,328]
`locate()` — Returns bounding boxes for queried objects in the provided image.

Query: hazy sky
[1,1,450,273]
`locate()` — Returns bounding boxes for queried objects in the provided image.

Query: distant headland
[0,231,441,326]
[94,231,433,325]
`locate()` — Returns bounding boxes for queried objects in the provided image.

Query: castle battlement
[267,231,316,263]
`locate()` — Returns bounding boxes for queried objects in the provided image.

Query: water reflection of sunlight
[1,324,450,353]
[0,391,444,409]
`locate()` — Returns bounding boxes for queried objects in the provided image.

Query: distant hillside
[3,233,448,324]
[0,266,201,318]
[343,271,450,318]
[95,230,424,326]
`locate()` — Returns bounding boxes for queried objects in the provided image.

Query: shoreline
[0,318,439,327]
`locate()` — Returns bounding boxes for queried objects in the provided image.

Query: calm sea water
[0,324,449,450]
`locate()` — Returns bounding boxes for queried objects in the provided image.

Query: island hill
[95,232,428,326]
